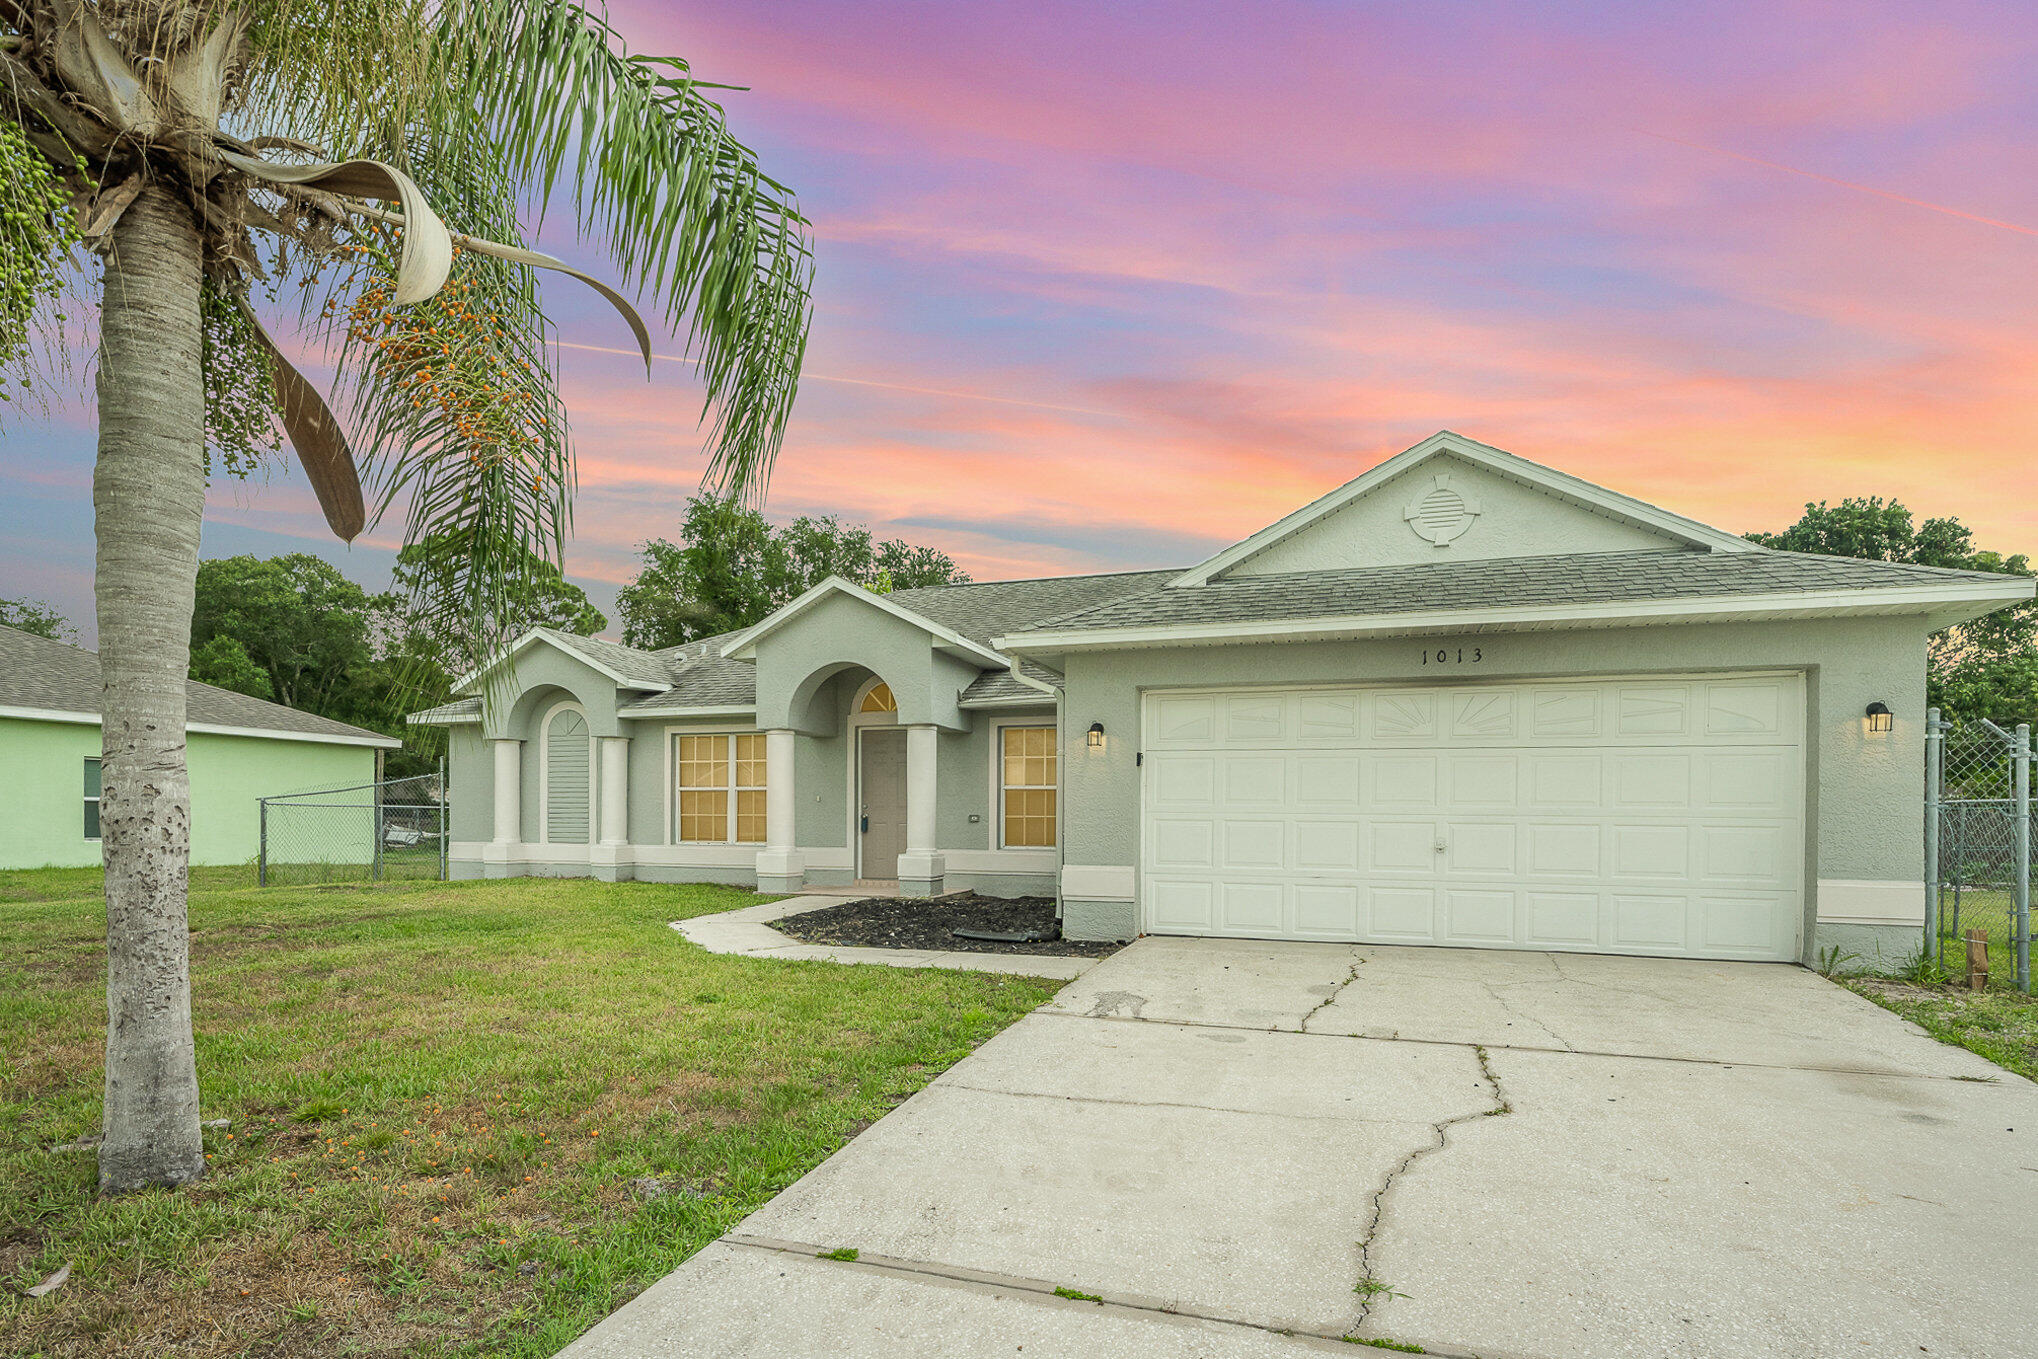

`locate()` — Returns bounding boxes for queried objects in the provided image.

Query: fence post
[1924,708,1943,961]
[2016,723,2031,994]
[438,755,449,882]
[258,797,268,888]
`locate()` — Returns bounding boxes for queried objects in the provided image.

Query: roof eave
[997,580,2035,655]
[1171,431,1758,588]
[720,576,1011,670]
[450,628,671,697]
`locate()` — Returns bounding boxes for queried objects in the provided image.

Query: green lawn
[1842,889,2038,1082]
[0,873,1059,1357]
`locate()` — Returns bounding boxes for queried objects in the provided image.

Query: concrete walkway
[671,894,1098,980]
[565,939,2038,1359]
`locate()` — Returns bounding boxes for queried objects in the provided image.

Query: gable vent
[1403,474,1481,546]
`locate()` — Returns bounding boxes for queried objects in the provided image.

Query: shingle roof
[887,570,1179,648]
[538,629,673,689]
[620,631,758,715]
[0,624,398,744]
[1016,548,2025,634]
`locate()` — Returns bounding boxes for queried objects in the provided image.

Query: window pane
[1003,788,1056,847]
[83,757,102,798]
[734,733,767,789]
[677,735,728,790]
[735,789,767,844]
[678,789,729,842]
[84,798,100,841]
[860,682,896,713]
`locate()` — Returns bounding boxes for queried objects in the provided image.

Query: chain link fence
[259,769,448,887]
[1927,709,2033,991]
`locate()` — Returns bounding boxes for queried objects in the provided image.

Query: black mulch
[775,894,1125,958]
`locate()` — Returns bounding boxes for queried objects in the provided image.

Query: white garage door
[1140,673,1805,961]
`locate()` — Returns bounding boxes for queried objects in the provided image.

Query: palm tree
[0,0,812,1192]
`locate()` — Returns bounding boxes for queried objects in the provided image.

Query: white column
[899,723,945,893]
[766,729,797,851]
[491,739,522,844]
[755,728,805,889]
[598,737,630,846]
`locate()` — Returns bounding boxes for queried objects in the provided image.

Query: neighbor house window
[83,757,101,840]
[999,726,1056,848]
[677,734,767,844]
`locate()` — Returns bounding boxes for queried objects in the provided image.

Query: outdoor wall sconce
[1865,701,1893,734]
[1087,722,1106,750]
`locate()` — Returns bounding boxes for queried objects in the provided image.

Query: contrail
[553,340,1120,418]
[1644,131,2038,237]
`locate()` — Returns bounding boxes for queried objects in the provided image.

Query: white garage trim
[1139,671,1807,962]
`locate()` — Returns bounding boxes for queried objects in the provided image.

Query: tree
[618,497,970,648]
[377,535,605,676]
[0,596,74,639]
[191,555,374,715]
[1,0,810,1192]
[1747,498,2037,725]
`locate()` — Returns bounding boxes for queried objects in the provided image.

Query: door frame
[855,726,910,881]
[1137,667,1809,957]
[848,676,902,880]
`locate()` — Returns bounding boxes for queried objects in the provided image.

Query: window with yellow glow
[999,726,1057,848]
[859,682,897,713]
[677,733,768,843]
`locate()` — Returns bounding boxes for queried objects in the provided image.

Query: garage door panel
[1698,824,1791,887]
[1527,823,1602,877]
[1526,754,1602,809]
[1142,674,1803,961]
[1148,754,1216,807]
[1220,819,1286,871]
[1217,881,1285,933]
[1295,820,1362,872]
[1367,886,1437,941]
[1444,821,1517,874]
[1525,891,1600,946]
[1150,819,1215,871]
[1296,754,1362,806]
[1445,753,1519,808]
[1611,823,1691,880]
[1294,884,1361,937]
[1367,820,1437,873]
[1223,756,1287,806]
[1369,754,1438,807]
[1443,889,1516,944]
[1610,893,1689,950]
[1147,879,1214,931]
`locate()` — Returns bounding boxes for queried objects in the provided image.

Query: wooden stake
[1966,928,1990,991]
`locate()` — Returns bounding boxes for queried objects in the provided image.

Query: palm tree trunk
[93,181,208,1194]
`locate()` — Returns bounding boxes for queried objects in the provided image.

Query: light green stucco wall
[1230,453,1680,576]
[0,716,378,869]
[1057,614,1931,960]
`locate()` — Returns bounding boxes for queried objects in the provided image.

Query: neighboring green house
[0,624,399,869]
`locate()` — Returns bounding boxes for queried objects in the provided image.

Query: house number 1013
[1420,646,1482,665]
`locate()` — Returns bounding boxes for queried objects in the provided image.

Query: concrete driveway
[562,940,2038,1359]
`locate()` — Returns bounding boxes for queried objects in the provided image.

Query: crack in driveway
[1300,961,1363,1032]
[1350,1045,1511,1332]
[1482,979,1576,1050]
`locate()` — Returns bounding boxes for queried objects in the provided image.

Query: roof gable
[1176,431,1755,587]
[719,577,1009,668]
[451,627,671,696]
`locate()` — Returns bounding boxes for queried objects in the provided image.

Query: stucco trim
[998,579,2035,654]
[719,575,1010,669]
[1817,878,1927,926]
[1062,864,1136,901]
[1172,430,1760,587]
[0,704,401,748]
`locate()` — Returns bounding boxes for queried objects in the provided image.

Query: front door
[858,727,908,880]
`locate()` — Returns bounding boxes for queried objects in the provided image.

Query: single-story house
[415,431,2033,964]
[0,623,399,869]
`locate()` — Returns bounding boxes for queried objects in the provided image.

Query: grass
[0,871,1059,1357]
[1840,892,2038,1081]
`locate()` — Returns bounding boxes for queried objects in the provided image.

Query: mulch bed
[776,894,1125,958]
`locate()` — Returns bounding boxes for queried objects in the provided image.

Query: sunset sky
[7,0,2038,641]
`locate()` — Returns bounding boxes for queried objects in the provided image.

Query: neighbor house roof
[997,548,2034,650]
[0,624,400,747]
